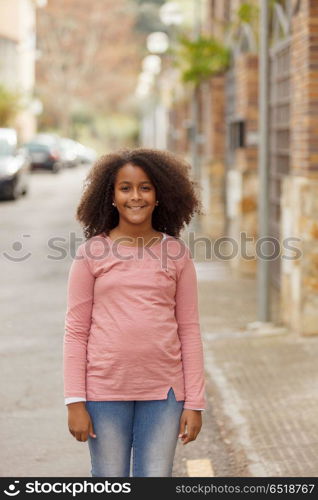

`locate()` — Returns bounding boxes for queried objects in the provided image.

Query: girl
[63,148,207,477]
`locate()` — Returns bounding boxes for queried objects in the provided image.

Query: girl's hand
[178,409,202,445]
[67,402,96,442]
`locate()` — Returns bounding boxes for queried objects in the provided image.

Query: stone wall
[280,0,318,335]
[281,176,318,335]
[228,53,259,273]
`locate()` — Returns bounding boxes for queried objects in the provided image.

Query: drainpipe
[257,0,270,321]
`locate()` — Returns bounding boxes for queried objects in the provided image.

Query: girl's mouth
[127,206,146,210]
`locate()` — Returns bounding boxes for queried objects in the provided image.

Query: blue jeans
[85,387,184,477]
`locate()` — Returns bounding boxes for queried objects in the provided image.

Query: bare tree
[36,0,141,135]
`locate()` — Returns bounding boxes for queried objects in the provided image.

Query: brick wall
[291,0,318,175]
[200,75,226,237]
[230,53,259,273]
[280,0,318,335]
[210,76,226,160]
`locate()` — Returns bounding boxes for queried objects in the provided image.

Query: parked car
[74,142,97,165]
[59,138,81,168]
[0,128,31,201]
[24,134,63,173]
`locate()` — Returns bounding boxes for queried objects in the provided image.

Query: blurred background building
[0,0,45,141]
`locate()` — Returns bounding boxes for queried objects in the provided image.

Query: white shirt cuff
[65,397,86,405]
[184,407,205,411]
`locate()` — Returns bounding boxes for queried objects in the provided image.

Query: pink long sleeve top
[63,232,206,410]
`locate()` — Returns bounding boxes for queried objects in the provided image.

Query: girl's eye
[120,186,151,191]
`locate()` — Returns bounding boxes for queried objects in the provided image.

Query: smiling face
[112,163,157,228]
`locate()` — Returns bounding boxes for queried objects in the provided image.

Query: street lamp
[137,4,183,148]
[146,32,169,54]
[36,0,47,7]
[159,2,184,27]
[136,51,166,146]
[142,55,162,75]
[135,71,155,99]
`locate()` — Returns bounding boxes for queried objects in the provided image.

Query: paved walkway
[189,230,318,477]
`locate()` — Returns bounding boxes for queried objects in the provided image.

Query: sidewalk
[185,230,318,477]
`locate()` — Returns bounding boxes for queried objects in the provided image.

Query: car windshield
[0,139,14,157]
[25,143,50,152]
[60,139,74,151]
[33,134,59,146]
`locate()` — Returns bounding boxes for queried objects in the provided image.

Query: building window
[0,37,18,88]
[230,120,245,150]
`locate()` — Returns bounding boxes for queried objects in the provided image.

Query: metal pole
[190,0,201,233]
[257,0,270,321]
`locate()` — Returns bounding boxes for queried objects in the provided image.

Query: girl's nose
[131,189,142,200]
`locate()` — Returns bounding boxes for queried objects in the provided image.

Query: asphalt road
[0,166,239,477]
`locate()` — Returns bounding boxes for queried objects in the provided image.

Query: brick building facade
[161,0,318,336]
